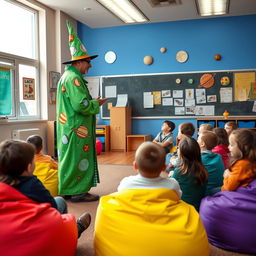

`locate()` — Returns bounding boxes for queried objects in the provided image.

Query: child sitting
[27,135,58,197]
[170,137,208,211]
[197,131,224,195]
[224,121,238,136]
[222,129,256,191]
[0,139,91,238]
[166,122,195,172]
[94,141,209,256]
[118,141,182,198]
[198,123,213,136]
[212,127,230,168]
[153,120,175,154]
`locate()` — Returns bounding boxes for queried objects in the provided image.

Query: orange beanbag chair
[94,189,209,256]
[0,182,77,256]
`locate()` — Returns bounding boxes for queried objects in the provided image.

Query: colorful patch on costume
[83,144,89,152]
[77,176,81,180]
[61,86,66,92]
[82,99,89,107]
[59,113,67,124]
[70,46,77,56]
[80,44,87,53]
[69,34,74,42]
[72,125,91,139]
[78,159,89,171]
[74,78,81,87]
[62,135,69,144]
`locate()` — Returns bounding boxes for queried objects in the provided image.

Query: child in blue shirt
[197,131,224,195]
[153,120,175,154]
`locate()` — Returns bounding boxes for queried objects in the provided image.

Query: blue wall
[78,15,256,139]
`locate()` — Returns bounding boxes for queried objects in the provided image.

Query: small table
[126,134,152,151]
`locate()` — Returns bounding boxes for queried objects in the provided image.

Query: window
[0,0,39,120]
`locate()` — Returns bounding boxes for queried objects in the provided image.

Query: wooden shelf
[126,134,152,151]
[197,117,256,129]
[96,125,110,152]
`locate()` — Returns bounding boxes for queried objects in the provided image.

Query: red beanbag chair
[0,182,78,256]
[96,138,102,155]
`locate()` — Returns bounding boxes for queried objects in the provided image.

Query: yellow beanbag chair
[94,189,209,256]
[34,154,58,197]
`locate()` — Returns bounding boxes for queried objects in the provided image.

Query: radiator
[12,128,40,141]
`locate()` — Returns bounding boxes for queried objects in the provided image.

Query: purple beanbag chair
[200,179,256,254]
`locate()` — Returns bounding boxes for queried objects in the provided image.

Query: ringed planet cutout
[72,125,91,139]
[199,73,216,88]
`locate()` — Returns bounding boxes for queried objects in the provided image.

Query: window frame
[0,0,40,121]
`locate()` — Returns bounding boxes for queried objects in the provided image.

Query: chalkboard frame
[100,69,256,119]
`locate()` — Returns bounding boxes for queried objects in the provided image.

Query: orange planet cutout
[69,34,74,42]
[199,73,215,88]
[72,125,91,139]
[59,113,67,124]
[73,78,81,87]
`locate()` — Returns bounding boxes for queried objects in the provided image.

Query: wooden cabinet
[110,107,131,151]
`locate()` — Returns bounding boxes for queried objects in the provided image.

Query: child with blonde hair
[224,121,238,136]
[198,123,213,135]
[222,129,256,191]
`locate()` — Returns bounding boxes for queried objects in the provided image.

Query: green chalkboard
[101,70,256,118]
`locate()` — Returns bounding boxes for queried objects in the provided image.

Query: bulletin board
[100,70,256,118]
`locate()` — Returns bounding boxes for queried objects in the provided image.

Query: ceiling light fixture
[96,0,149,23]
[196,0,230,16]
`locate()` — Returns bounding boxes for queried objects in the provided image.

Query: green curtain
[0,67,12,115]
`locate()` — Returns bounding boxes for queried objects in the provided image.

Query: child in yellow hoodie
[27,135,58,196]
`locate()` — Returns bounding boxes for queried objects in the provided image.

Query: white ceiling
[36,0,256,28]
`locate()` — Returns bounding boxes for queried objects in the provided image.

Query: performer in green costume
[57,21,107,202]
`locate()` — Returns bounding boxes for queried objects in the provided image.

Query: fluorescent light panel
[196,0,229,16]
[96,0,148,23]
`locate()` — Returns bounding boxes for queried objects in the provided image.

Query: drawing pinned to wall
[162,90,171,97]
[143,92,153,108]
[249,82,256,100]
[186,106,195,115]
[220,87,233,103]
[234,72,255,101]
[49,71,60,104]
[173,90,183,98]
[152,91,161,104]
[23,77,35,100]
[162,98,173,106]
[175,107,185,115]
[185,89,194,99]
[207,95,217,102]
[174,98,184,106]
[196,88,206,104]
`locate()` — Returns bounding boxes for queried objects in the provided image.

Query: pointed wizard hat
[62,20,98,64]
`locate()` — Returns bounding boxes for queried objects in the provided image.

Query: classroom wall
[78,14,256,137]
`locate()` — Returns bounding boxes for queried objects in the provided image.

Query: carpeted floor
[67,164,134,256]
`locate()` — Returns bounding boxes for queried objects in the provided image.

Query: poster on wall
[23,77,35,100]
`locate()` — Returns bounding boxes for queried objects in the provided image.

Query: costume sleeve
[221,163,246,191]
[67,75,100,116]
